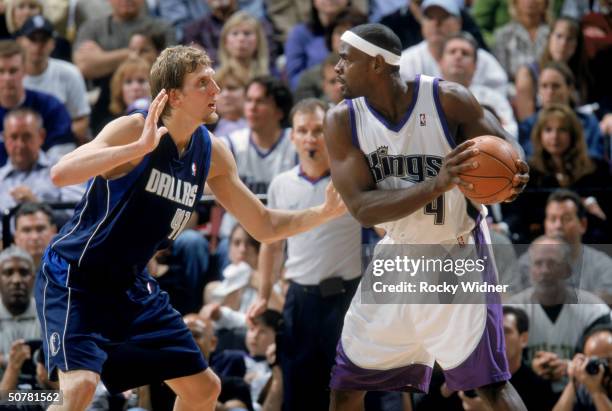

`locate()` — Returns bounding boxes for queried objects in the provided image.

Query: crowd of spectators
[0,0,611,410]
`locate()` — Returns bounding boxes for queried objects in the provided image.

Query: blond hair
[109,56,151,115]
[5,0,43,34]
[217,11,269,82]
[150,45,212,118]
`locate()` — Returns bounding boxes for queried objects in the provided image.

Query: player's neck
[163,114,200,154]
[251,124,282,150]
[366,76,411,124]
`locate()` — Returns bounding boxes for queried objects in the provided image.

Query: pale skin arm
[50,90,169,187]
[206,138,346,244]
[73,40,132,79]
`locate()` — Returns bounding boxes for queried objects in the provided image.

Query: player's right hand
[138,89,168,153]
[246,296,268,326]
[433,140,480,194]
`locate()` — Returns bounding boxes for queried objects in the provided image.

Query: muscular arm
[206,138,344,243]
[50,115,146,186]
[441,81,526,160]
[323,101,477,227]
[50,91,169,186]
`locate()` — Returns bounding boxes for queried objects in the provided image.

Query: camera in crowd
[585,357,611,377]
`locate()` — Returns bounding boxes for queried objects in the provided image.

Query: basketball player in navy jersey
[34,46,346,411]
[324,24,529,410]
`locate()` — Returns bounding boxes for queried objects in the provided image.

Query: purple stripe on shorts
[443,222,511,391]
[330,342,433,393]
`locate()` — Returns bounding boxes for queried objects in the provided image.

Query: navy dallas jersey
[48,115,211,286]
[34,112,213,393]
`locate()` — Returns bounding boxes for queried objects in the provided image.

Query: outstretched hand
[138,89,168,153]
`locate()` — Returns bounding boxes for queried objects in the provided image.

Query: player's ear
[167,89,181,108]
[372,55,385,73]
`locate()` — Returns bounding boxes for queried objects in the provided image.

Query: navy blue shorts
[34,249,207,394]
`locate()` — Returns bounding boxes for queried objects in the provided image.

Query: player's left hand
[504,159,529,202]
[323,181,347,217]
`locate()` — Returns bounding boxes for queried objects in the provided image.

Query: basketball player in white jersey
[323,23,530,410]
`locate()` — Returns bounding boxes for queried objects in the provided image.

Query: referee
[247,98,362,411]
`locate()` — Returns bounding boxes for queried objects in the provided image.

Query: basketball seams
[458,136,519,204]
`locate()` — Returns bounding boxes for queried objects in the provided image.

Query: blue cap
[421,0,461,17]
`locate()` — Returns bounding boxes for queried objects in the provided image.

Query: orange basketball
[458,136,519,205]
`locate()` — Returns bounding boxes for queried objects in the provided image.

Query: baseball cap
[210,262,252,301]
[421,0,461,17]
[17,15,55,38]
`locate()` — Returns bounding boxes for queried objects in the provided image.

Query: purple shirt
[285,24,329,90]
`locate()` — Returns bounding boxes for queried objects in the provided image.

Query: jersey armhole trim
[433,77,457,149]
[346,99,360,149]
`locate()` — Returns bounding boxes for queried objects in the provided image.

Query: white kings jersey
[347,75,486,244]
[224,127,297,194]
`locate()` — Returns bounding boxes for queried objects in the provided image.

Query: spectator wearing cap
[73,0,175,134]
[0,39,73,167]
[380,0,489,51]
[200,223,283,351]
[17,15,91,144]
[0,108,83,234]
[247,99,361,411]
[399,0,509,94]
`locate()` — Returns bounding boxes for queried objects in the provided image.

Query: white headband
[340,31,401,66]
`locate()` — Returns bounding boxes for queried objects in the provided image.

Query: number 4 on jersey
[424,194,445,225]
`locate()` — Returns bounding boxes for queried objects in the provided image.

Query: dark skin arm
[323,80,529,228]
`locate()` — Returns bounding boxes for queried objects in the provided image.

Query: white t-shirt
[24,58,91,119]
[400,41,509,95]
[267,166,361,285]
[470,84,518,138]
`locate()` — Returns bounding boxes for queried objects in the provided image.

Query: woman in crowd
[217,10,270,84]
[505,104,611,242]
[493,0,551,81]
[108,56,151,117]
[284,0,352,89]
[213,66,248,138]
[518,61,604,159]
[4,0,70,60]
[514,16,590,121]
